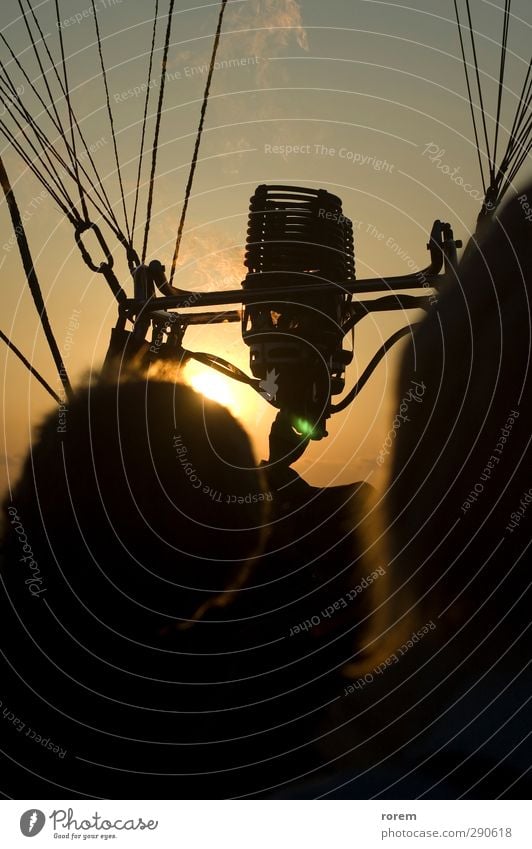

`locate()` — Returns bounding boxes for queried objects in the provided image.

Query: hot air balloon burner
[241,185,355,440]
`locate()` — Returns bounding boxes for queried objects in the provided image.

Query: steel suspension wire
[0,155,73,403]
[142,0,176,264]
[169,0,229,285]
[0,328,61,404]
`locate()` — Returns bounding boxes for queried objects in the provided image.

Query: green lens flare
[293,417,315,437]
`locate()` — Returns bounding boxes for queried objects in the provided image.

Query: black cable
[0,328,61,404]
[331,326,417,414]
[187,326,423,417]
[142,0,176,263]
[169,0,228,284]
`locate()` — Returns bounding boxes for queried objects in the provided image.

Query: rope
[21,0,127,237]
[54,0,89,223]
[493,38,532,200]
[506,103,532,169]
[0,70,85,216]
[454,0,485,192]
[0,112,81,226]
[504,54,532,161]
[131,0,159,241]
[492,0,511,175]
[16,0,72,173]
[1,2,138,267]
[0,328,61,404]
[454,0,532,212]
[142,0,176,263]
[169,0,228,285]
[464,0,494,182]
[1,11,127,238]
[91,0,132,245]
[0,70,133,250]
[505,134,532,190]
[0,155,73,403]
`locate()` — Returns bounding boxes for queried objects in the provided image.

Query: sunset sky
[1,0,531,498]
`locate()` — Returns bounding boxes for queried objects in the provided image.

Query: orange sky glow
[1,0,531,499]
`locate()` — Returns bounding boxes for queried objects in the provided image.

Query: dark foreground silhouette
[2,187,531,800]
[0,378,371,798]
[284,184,532,799]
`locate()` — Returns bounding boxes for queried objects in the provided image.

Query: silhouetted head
[2,377,270,640]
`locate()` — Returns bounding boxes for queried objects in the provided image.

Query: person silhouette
[1,373,372,798]
[0,377,274,798]
[285,183,532,799]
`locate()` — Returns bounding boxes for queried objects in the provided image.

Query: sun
[183,358,265,427]
[187,367,238,411]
